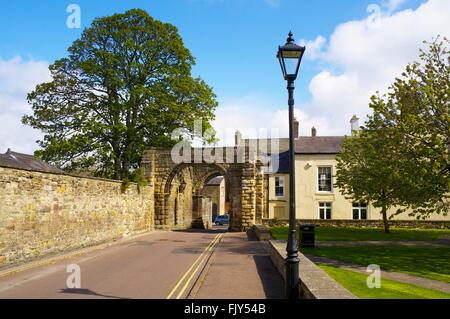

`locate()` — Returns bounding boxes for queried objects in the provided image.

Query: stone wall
[263,219,450,229]
[252,225,356,299]
[0,166,154,268]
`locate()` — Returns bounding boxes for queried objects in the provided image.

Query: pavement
[193,231,284,299]
[0,227,284,299]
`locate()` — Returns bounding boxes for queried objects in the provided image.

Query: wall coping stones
[252,225,357,299]
[252,224,272,241]
[262,219,450,229]
[0,165,141,185]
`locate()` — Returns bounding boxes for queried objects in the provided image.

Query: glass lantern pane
[281,50,301,76]
[283,57,299,76]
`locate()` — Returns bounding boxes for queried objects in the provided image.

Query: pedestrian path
[307,255,450,294]
[192,231,284,299]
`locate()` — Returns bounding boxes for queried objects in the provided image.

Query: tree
[23,9,218,180]
[368,37,449,219]
[336,37,449,232]
[335,130,405,233]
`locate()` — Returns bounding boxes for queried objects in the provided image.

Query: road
[0,229,224,299]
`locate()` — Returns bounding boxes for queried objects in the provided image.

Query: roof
[0,149,64,174]
[268,151,290,174]
[295,136,345,154]
[266,137,346,173]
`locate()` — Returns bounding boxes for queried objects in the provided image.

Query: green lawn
[303,246,450,283]
[270,226,450,241]
[320,265,450,299]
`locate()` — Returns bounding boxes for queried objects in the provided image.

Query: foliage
[23,9,218,180]
[335,37,449,230]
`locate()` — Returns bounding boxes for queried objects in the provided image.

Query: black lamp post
[277,32,306,299]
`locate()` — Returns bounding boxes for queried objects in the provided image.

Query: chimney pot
[311,127,317,137]
[350,115,360,136]
[235,130,242,146]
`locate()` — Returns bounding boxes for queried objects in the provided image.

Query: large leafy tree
[23,9,217,180]
[336,37,449,232]
[336,129,407,233]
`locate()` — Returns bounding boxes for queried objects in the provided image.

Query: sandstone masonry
[0,166,154,268]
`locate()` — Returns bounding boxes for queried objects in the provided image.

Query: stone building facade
[265,117,450,222]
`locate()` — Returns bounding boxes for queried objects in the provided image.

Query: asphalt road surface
[0,229,224,299]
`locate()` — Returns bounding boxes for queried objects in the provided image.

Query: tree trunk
[381,206,390,234]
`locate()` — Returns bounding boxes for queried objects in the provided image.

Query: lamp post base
[286,257,300,299]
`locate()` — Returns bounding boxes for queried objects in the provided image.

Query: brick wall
[0,166,154,268]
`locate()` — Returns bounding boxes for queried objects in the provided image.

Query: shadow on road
[173,227,228,234]
[60,288,129,299]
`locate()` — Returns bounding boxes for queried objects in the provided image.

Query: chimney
[235,130,242,146]
[311,127,317,137]
[293,118,299,139]
[350,115,360,136]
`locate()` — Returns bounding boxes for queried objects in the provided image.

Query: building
[0,149,63,174]
[201,176,227,220]
[245,117,449,222]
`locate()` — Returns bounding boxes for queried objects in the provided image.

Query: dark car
[214,214,230,226]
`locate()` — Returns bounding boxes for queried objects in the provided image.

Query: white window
[319,202,332,220]
[318,166,333,192]
[275,176,284,197]
[353,203,368,220]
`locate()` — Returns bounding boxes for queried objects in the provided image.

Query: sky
[0,0,449,153]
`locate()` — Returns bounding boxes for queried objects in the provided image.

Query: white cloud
[299,36,327,60]
[211,93,342,146]
[0,56,50,154]
[383,0,407,12]
[213,0,450,140]
[301,0,450,133]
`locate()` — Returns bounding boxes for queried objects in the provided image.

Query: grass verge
[320,265,450,299]
[303,246,450,283]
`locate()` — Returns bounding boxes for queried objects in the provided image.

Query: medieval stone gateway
[141,147,267,231]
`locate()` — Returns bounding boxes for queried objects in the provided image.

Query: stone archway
[141,147,266,231]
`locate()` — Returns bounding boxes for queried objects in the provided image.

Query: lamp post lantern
[277,32,306,299]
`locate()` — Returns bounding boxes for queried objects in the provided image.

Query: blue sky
[0,0,447,152]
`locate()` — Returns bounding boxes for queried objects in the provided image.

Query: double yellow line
[166,233,223,299]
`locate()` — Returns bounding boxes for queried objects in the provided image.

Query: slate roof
[266,136,347,174]
[268,151,290,174]
[0,149,64,174]
[295,136,346,154]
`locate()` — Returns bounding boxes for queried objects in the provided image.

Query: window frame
[275,176,285,198]
[317,166,333,193]
[318,202,332,220]
[352,203,368,220]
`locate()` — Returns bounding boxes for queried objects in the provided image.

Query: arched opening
[163,165,194,229]
[162,163,236,230]
[200,175,229,225]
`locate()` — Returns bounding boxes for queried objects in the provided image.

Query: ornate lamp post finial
[287,31,294,43]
